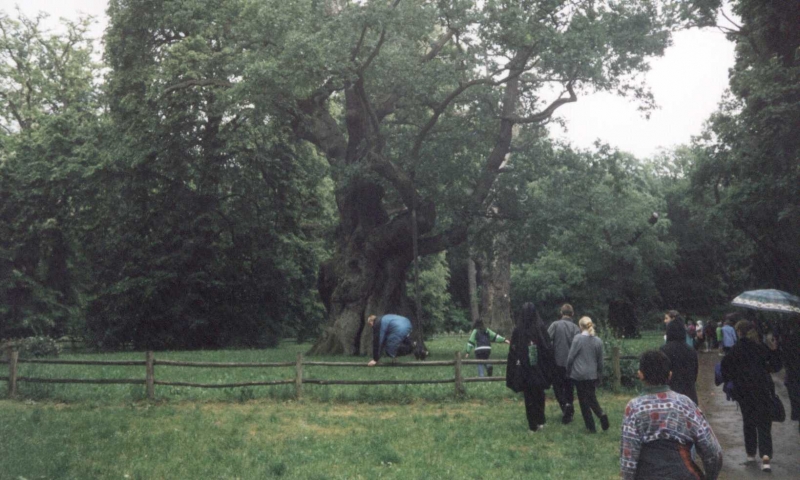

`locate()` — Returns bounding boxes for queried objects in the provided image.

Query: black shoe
[600,414,610,431]
[562,404,574,424]
[487,365,493,377]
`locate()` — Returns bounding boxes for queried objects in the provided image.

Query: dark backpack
[476,329,491,348]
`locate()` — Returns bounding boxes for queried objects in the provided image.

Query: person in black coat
[660,318,699,405]
[721,320,782,472]
[506,302,556,432]
[780,315,800,433]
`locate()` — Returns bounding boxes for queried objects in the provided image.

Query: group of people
[504,303,608,433]
[365,308,800,478]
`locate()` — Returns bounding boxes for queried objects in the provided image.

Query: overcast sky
[4,0,736,159]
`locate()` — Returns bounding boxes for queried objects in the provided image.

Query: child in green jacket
[465,321,509,377]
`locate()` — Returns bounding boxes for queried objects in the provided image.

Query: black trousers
[523,387,546,430]
[552,366,574,411]
[574,380,604,431]
[740,399,772,458]
[394,336,415,357]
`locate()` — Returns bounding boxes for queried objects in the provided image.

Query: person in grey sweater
[566,316,609,433]
[548,303,581,423]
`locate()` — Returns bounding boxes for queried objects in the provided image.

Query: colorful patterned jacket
[620,387,722,480]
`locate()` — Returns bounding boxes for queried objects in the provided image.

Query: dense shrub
[2,336,61,358]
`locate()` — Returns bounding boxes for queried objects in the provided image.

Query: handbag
[771,393,786,423]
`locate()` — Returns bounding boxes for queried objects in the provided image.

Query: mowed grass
[0,334,658,479]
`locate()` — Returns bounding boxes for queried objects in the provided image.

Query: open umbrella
[731,289,800,314]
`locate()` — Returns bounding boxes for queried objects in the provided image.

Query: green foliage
[82,0,335,349]
[2,336,62,358]
[503,137,675,322]
[407,252,463,333]
[688,0,800,292]
[0,11,101,339]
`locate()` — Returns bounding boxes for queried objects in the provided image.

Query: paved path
[696,350,800,479]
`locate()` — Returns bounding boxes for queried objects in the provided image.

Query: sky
[3,0,736,159]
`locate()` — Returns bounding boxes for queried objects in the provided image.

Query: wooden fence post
[612,346,621,392]
[145,351,155,400]
[454,351,465,397]
[295,353,304,400]
[7,347,18,398]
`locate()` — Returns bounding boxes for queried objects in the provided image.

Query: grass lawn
[0,332,662,479]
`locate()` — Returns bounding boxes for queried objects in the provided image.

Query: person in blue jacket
[367,314,415,366]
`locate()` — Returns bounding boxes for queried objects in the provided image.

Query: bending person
[367,314,414,366]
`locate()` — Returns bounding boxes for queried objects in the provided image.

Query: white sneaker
[745,455,757,464]
[761,455,771,473]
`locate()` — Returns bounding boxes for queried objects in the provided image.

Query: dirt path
[696,350,800,478]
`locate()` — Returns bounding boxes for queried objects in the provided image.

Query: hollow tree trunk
[307,180,427,356]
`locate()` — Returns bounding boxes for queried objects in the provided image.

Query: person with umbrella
[720,320,782,472]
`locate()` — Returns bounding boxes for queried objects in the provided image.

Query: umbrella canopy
[731,289,800,314]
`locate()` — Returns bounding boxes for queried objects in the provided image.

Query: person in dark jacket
[506,302,556,432]
[367,314,414,366]
[660,318,699,405]
[780,315,800,434]
[720,320,782,472]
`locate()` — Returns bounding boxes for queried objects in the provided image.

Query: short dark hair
[666,310,680,320]
[560,303,574,317]
[639,350,671,385]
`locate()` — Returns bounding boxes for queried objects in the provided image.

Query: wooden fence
[2,346,633,401]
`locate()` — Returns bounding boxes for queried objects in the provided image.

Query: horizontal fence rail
[2,346,636,400]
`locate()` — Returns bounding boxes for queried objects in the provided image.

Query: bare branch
[504,82,577,124]
[162,78,234,95]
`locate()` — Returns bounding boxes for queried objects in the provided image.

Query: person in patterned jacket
[620,350,722,480]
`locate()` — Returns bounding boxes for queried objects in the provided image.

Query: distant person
[566,316,609,433]
[716,321,724,354]
[695,320,705,352]
[464,320,509,377]
[506,302,556,432]
[781,315,800,434]
[660,318,699,405]
[720,320,782,472]
[721,314,738,355]
[620,350,723,480]
[367,314,414,366]
[548,303,581,423]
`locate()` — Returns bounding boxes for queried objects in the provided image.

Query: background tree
[87,0,334,349]
[0,11,101,338]
[690,0,800,292]
[504,138,674,334]
[225,0,708,355]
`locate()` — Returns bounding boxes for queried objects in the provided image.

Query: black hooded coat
[506,313,555,393]
[660,319,699,404]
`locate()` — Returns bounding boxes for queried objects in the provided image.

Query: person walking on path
[781,315,800,434]
[720,320,782,472]
[660,318,699,405]
[566,316,609,433]
[367,314,414,366]
[716,322,724,355]
[721,314,738,356]
[620,350,723,480]
[664,310,693,348]
[548,303,581,424]
[506,302,556,432]
[464,320,509,377]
